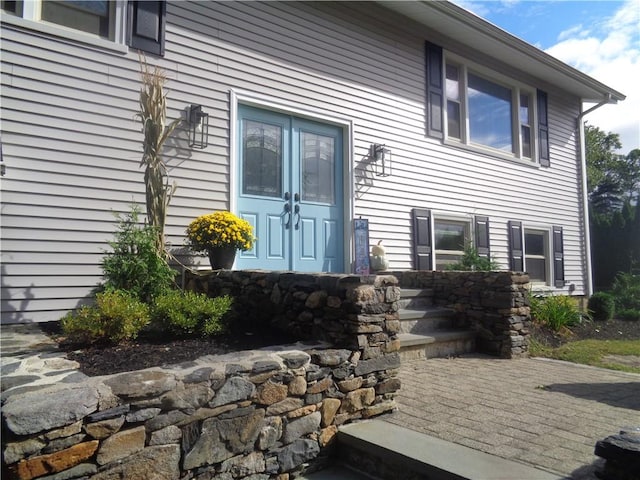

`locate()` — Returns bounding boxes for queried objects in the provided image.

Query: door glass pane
[468,72,513,152]
[242,120,282,198]
[301,132,335,204]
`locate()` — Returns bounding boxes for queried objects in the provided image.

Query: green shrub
[445,245,500,271]
[611,273,640,312]
[61,290,150,343]
[588,292,616,322]
[101,205,177,303]
[152,290,233,336]
[530,294,583,332]
[617,309,640,321]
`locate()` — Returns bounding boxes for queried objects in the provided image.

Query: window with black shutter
[553,226,565,287]
[508,221,524,272]
[127,1,166,56]
[474,216,490,259]
[412,208,433,270]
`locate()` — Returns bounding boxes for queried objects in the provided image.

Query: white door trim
[229,89,355,272]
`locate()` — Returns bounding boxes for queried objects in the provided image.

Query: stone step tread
[398,330,475,347]
[299,466,377,480]
[398,307,455,321]
[338,420,562,480]
[399,288,434,299]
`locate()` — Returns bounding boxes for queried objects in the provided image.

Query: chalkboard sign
[354,218,370,275]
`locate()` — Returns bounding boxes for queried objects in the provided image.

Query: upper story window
[426,42,550,166]
[1,0,166,56]
[445,60,535,159]
[41,1,114,39]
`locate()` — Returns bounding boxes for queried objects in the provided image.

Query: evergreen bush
[152,290,233,336]
[588,292,616,321]
[61,289,150,343]
[101,205,177,303]
[445,245,500,271]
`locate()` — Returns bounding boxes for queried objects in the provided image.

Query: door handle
[284,202,291,229]
[294,204,301,230]
[294,193,300,202]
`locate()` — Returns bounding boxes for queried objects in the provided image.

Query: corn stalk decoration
[137,55,180,257]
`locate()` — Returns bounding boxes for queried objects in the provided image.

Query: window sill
[1,13,128,54]
[442,138,541,169]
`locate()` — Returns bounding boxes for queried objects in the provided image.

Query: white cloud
[545,0,640,152]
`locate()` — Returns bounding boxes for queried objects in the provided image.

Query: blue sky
[453,0,640,152]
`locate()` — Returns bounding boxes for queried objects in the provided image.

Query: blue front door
[236,105,344,272]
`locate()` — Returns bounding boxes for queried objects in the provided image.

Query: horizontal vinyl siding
[0,1,587,323]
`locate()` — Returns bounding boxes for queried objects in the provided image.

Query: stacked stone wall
[389,270,531,358]
[2,273,400,480]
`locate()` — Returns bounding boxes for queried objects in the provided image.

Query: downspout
[576,93,613,297]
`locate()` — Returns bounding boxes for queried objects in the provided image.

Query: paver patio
[385,355,640,479]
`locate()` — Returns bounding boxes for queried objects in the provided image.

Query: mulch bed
[530,317,640,348]
[43,318,639,378]
[42,323,296,377]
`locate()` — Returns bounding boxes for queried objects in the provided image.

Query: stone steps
[397,289,475,361]
[300,420,561,480]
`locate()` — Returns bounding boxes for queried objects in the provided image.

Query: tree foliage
[586,125,640,289]
[586,125,640,216]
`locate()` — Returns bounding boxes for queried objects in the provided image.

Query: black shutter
[508,221,524,272]
[553,226,565,287]
[537,89,550,167]
[412,208,433,270]
[474,216,490,259]
[425,42,444,139]
[127,1,166,56]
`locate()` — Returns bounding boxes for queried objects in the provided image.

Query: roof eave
[377,0,625,104]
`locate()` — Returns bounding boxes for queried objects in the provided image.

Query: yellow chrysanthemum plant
[186,211,255,254]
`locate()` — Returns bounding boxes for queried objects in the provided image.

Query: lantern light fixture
[188,105,209,149]
[370,143,392,177]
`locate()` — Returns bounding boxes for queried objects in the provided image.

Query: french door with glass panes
[235,105,344,272]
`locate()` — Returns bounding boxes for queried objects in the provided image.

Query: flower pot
[207,246,237,270]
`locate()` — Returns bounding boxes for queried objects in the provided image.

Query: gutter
[577,94,614,297]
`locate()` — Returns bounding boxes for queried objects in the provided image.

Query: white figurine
[370,240,389,272]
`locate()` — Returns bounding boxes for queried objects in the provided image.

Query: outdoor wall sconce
[370,143,392,177]
[188,105,209,149]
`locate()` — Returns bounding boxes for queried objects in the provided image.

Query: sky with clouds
[453,0,640,153]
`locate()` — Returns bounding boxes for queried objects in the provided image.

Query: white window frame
[1,0,127,52]
[433,215,472,270]
[523,228,551,286]
[444,52,538,163]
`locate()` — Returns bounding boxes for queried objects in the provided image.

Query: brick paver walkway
[384,355,640,479]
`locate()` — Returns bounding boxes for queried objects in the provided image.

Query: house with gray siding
[0,1,624,324]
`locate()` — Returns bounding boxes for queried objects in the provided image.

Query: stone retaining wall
[2,273,400,480]
[389,270,531,358]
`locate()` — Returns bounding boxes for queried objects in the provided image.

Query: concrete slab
[339,420,562,480]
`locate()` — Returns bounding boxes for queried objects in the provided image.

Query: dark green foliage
[152,290,233,336]
[588,292,615,322]
[611,272,640,312]
[61,289,150,343]
[101,205,177,303]
[530,294,583,332]
[587,126,640,290]
[445,245,500,271]
[617,309,640,321]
